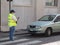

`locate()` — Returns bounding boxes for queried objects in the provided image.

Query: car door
[53,16,60,32]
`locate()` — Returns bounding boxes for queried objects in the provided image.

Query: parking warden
[8,10,17,41]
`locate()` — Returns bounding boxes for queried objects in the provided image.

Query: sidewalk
[0,29,28,38]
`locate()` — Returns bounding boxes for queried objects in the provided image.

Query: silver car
[27,14,60,36]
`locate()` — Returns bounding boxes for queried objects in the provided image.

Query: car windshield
[38,15,56,21]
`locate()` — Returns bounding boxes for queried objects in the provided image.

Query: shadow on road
[28,32,60,45]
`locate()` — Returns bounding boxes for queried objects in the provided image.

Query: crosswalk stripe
[41,41,60,45]
[17,40,42,45]
[0,37,16,41]
[0,38,29,45]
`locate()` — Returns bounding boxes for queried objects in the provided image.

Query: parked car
[27,14,60,36]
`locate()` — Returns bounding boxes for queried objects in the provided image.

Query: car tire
[45,28,52,37]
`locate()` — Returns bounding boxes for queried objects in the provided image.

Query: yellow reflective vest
[8,13,17,27]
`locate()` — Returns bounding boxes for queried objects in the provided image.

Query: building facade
[1,0,60,31]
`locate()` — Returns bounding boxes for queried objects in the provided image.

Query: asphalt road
[0,33,60,45]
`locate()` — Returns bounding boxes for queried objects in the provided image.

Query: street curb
[0,29,27,33]
[0,29,29,37]
[0,31,29,37]
[0,32,29,37]
[0,32,29,35]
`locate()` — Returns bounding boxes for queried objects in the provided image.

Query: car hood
[30,21,52,26]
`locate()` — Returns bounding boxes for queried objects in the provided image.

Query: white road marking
[0,37,16,41]
[0,34,30,41]
[0,38,29,45]
[41,41,60,45]
[17,40,42,45]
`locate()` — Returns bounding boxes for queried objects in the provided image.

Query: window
[38,15,56,21]
[46,0,58,6]
[55,16,60,22]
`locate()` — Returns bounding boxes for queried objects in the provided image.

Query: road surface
[0,33,60,45]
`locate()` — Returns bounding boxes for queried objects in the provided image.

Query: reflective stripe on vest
[8,14,17,27]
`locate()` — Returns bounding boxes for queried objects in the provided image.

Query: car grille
[30,25,36,28]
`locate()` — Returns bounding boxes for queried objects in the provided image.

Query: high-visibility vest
[8,13,17,27]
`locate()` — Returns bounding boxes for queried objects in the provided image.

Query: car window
[55,16,60,22]
[38,15,56,21]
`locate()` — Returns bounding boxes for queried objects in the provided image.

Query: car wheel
[45,28,52,37]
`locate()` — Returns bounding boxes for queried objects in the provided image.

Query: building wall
[0,0,1,31]
[12,0,36,30]
[36,0,45,20]
[58,0,60,13]
[1,0,36,31]
[1,0,60,31]
[44,7,58,15]
[44,0,58,15]
[1,0,9,31]
[36,0,58,20]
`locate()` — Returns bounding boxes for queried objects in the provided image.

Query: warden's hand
[17,17,20,20]
[16,21,17,24]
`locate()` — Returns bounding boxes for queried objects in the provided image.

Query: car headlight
[36,26,41,29]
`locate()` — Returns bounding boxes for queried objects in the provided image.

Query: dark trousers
[9,26,15,40]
